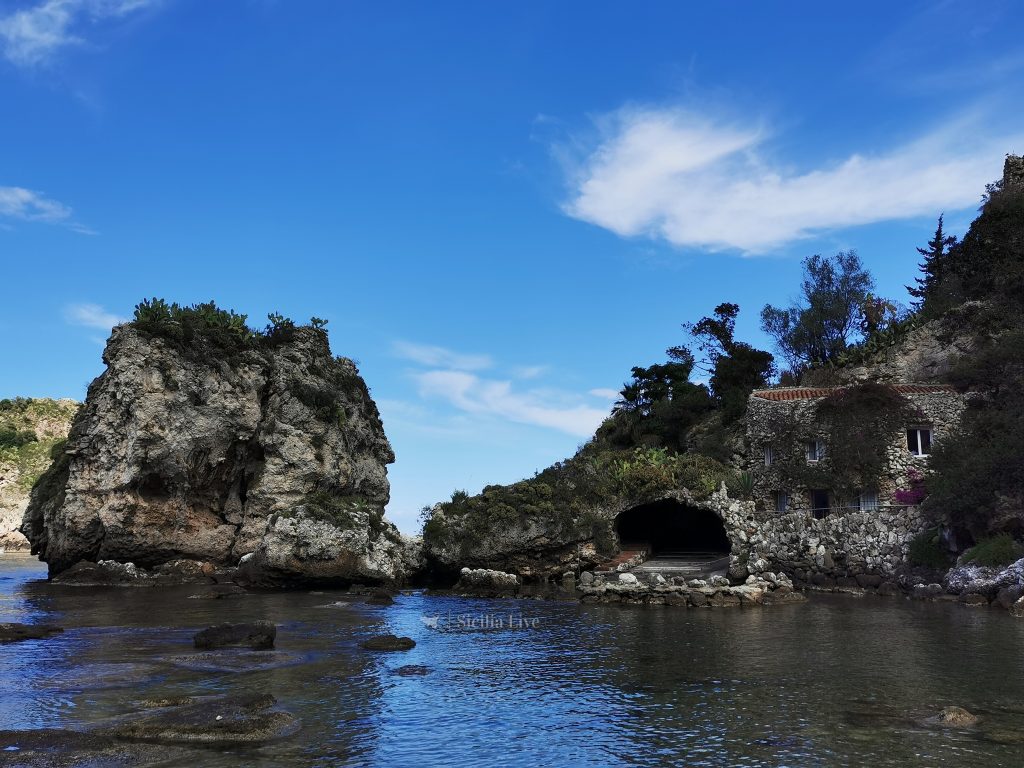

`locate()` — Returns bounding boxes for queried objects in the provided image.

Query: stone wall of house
[740,504,928,581]
[621,486,923,582]
[745,387,966,516]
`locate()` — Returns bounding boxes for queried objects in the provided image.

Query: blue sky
[1,1,1022,533]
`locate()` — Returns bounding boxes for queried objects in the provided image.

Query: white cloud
[562,105,1023,253]
[512,365,547,380]
[588,388,620,400]
[414,369,608,437]
[64,302,125,329]
[392,340,492,371]
[0,185,94,232]
[0,185,72,222]
[0,0,156,67]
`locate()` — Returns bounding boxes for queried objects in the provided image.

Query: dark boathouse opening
[614,498,730,557]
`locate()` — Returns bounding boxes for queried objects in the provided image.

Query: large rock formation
[22,322,407,585]
[0,398,78,550]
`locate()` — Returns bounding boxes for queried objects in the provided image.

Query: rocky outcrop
[578,571,804,607]
[0,398,78,550]
[22,323,407,586]
[828,316,975,385]
[453,567,520,597]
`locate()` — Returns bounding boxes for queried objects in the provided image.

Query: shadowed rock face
[22,324,408,585]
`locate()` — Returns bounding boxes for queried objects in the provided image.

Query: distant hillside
[0,398,79,550]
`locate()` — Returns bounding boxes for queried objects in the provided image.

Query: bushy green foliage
[0,427,37,450]
[602,349,714,450]
[278,490,374,529]
[907,528,952,569]
[130,298,328,358]
[813,383,916,497]
[961,534,1024,567]
[926,354,1024,536]
[761,383,914,499]
[927,177,1024,319]
[729,471,755,500]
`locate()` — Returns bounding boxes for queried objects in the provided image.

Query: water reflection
[2,553,1024,767]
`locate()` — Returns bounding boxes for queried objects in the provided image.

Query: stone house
[746,384,966,519]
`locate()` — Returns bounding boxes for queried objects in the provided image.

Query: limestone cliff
[22,322,406,585]
[0,398,79,550]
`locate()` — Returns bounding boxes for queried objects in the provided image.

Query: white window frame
[764,445,774,466]
[859,490,879,512]
[907,426,933,457]
[805,439,825,463]
[775,491,788,513]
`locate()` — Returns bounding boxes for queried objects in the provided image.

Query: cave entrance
[614,498,730,558]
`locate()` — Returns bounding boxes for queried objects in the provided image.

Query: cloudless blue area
[1,0,1022,532]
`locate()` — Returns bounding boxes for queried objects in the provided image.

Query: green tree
[605,350,713,450]
[907,214,957,312]
[681,303,774,420]
[760,250,875,368]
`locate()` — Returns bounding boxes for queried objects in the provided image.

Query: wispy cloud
[64,302,125,329]
[0,185,71,221]
[393,340,493,371]
[588,388,620,401]
[561,105,1023,254]
[0,185,94,233]
[0,0,157,68]
[512,365,548,380]
[414,369,608,437]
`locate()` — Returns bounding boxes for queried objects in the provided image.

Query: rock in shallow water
[921,706,980,728]
[108,692,299,745]
[365,589,395,606]
[0,622,64,643]
[193,621,276,650]
[453,567,519,597]
[361,634,415,651]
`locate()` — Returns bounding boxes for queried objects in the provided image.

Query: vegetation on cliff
[423,155,1024,568]
[0,398,78,493]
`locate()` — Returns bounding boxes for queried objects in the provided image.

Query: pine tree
[908,214,957,310]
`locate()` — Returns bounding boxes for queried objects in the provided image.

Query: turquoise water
[3,553,1024,767]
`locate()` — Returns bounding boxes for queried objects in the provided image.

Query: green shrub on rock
[907,528,952,569]
[961,534,1024,567]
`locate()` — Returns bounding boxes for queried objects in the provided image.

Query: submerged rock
[365,589,395,605]
[395,665,430,676]
[921,706,980,728]
[109,692,298,745]
[0,728,191,767]
[0,622,64,643]
[361,634,416,651]
[22,323,409,586]
[193,621,276,650]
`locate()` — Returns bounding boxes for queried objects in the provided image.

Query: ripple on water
[3,561,1024,766]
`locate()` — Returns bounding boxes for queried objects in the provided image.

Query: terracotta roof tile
[751,384,956,401]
